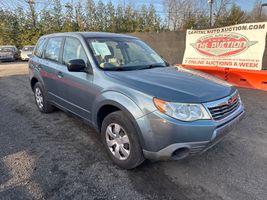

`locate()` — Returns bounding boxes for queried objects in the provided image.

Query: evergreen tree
[135,5,145,32]
[85,0,96,31]
[116,3,124,32]
[75,1,85,31]
[39,6,54,34]
[226,4,247,25]
[51,0,63,32]
[95,0,106,31]
[106,1,116,32]
[63,3,75,32]
[124,4,135,32]
[214,3,247,27]
[147,4,160,32]
[0,10,20,46]
[3,0,258,47]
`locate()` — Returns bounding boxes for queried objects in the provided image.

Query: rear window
[34,38,47,58]
[44,37,63,62]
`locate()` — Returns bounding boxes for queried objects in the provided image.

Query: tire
[101,111,145,169]
[33,82,55,113]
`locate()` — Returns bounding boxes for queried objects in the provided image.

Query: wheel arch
[30,77,39,91]
[30,72,45,92]
[93,92,146,148]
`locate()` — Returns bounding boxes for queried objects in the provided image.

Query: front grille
[208,94,240,120]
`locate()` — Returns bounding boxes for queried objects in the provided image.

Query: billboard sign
[183,22,267,70]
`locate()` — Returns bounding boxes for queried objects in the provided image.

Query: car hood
[21,51,32,54]
[105,66,236,103]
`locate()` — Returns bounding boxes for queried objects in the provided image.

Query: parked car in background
[0,45,19,62]
[29,32,245,169]
[20,45,35,61]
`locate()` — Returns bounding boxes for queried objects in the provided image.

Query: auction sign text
[183,22,267,70]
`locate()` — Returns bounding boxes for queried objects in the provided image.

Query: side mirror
[67,59,86,72]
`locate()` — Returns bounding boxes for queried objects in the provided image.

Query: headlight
[153,98,211,121]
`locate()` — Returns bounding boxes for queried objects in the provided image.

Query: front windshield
[0,47,13,52]
[22,46,34,51]
[87,37,166,70]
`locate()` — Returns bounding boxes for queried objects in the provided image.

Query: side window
[44,37,63,62]
[62,37,88,65]
[34,38,46,58]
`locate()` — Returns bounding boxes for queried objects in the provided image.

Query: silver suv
[0,45,19,61]
[29,32,245,169]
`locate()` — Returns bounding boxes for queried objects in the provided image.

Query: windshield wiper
[104,63,169,71]
[104,66,139,71]
[136,64,167,70]
[104,67,125,71]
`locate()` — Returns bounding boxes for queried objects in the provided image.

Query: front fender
[92,91,145,123]
[92,90,147,147]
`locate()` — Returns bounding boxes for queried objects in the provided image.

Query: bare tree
[249,0,267,22]
[163,0,209,30]
[213,0,231,26]
[163,0,192,30]
[163,0,175,30]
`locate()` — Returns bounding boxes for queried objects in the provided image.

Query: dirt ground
[0,62,29,77]
[0,62,266,200]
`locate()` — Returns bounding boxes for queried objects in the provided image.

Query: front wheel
[101,111,145,169]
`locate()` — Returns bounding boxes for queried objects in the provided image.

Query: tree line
[0,0,266,48]
[164,0,267,30]
[0,0,161,47]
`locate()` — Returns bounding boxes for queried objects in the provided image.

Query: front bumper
[139,103,245,160]
[0,56,15,61]
[21,54,30,60]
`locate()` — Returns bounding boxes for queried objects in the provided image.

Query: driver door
[60,37,95,121]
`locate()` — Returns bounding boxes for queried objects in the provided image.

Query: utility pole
[27,0,36,28]
[260,3,267,20]
[208,0,213,27]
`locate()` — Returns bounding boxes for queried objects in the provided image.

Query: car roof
[0,45,16,48]
[41,32,137,40]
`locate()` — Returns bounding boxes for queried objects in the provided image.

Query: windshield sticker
[91,42,111,57]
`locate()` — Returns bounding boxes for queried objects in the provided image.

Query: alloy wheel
[35,87,44,110]
[105,123,130,160]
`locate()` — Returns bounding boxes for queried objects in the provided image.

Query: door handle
[36,64,42,70]
[57,71,63,78]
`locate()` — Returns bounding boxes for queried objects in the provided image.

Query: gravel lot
[0,62,267,200]
[0,62,28,77]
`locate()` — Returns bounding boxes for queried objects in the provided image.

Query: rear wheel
[33,82,55,113]
[101,111,144,169]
